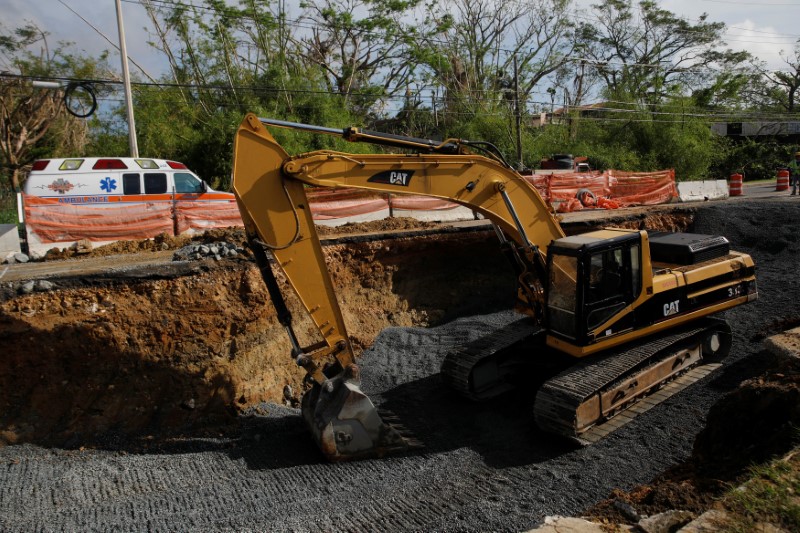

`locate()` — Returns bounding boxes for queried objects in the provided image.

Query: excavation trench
[0,209,694,447]
[1,200,800,532]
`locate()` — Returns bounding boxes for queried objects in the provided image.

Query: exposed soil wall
[0,230,516,446]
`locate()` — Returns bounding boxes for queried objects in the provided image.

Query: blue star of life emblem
[100,177,117,192]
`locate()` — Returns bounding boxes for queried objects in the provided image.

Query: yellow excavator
[231,114,758,461]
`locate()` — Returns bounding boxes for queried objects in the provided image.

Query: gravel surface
[1,199,798,532]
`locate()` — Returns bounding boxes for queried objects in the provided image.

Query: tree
[578,0,747,105]
[411,0,576,123]
[0,23,107,191]
[759,41,800,113]
[294,0,421,117]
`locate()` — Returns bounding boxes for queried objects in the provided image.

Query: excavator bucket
[301,364,417,461]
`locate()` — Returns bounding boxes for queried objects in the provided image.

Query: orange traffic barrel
[729,173,743,196]
[777,169,790,191]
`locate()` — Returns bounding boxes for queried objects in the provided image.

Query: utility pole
[513,55,522,170]
[115,0,139,157]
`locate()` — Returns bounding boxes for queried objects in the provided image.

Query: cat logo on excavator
[368,170,414,186]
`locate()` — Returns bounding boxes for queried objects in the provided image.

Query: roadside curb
[764,326,800,361]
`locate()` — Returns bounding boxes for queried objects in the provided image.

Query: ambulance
[24,157,235,203]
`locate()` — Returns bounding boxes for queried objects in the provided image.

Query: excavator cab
[546,230,643,349]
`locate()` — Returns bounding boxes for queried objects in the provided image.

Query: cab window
[122,173,141,194]
[144,173,167,194]
[548,254,579,339]
[174,172,204,193]
[584,247,630,331]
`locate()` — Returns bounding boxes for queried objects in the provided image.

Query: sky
[3,0,800,84]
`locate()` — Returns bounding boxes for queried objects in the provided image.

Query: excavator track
[534,318,732,443]
[441,318,540,401]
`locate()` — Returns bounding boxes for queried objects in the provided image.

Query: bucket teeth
[302,365,421,461]
[377,409,424,449]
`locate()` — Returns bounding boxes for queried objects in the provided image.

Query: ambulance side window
[174,172,204,193]
[144,173,167,194]
[122,173,141,194]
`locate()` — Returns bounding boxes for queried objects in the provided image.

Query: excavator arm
[232,114,564,460]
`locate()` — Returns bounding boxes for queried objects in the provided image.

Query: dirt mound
[315,216,443,236]
[693,356,800,479]
[39,227,252,260]
[37,219,439,261]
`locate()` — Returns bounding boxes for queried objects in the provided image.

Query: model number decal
[368,170,415,186]
[728,285,743,298]
[663,300,680,317]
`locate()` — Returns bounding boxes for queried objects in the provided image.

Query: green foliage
[721,456,800,532]
[0,189,16,225]
[712,137,794,182]
[522,97,725,180]
[10,0,800,189]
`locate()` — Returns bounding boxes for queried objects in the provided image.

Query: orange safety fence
[311,196,390,219]
[307,188,461,211]
[607,170,678,205]
[547,172,609,202]
[23,169,678,243]
[389,195,460,210]
[24,195,174,243]
[174,200,244,234]
[306,188,378,202]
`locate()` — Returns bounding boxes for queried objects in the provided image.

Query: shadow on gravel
[224,381,576,471]
[225,344,781,471]
[376,373,577,468]
[706,347,788,392]
[228,410,326,469]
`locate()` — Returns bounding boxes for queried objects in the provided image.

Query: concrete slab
[676,180,729,202]
[764,327,800,360]
[525,516,635,532]
[0,224,21,257]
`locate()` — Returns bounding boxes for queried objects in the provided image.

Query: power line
[120,0,799,81]
[11,70,800,122]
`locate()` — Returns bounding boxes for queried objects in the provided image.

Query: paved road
[738,180,796,199]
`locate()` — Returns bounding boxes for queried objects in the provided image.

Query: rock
[28,250,44,261]
[12,252,29,263]
[173,241,240,262]
[765,327,800,362]
[638,510,695,533]
[36,280,55,291]
[71,239,93,254]
[181,398,196,410]
[613,499,641,522]
[677,510,731,532]
[18,281,35,294]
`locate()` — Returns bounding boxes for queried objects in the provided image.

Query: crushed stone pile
[172,241,245,261]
